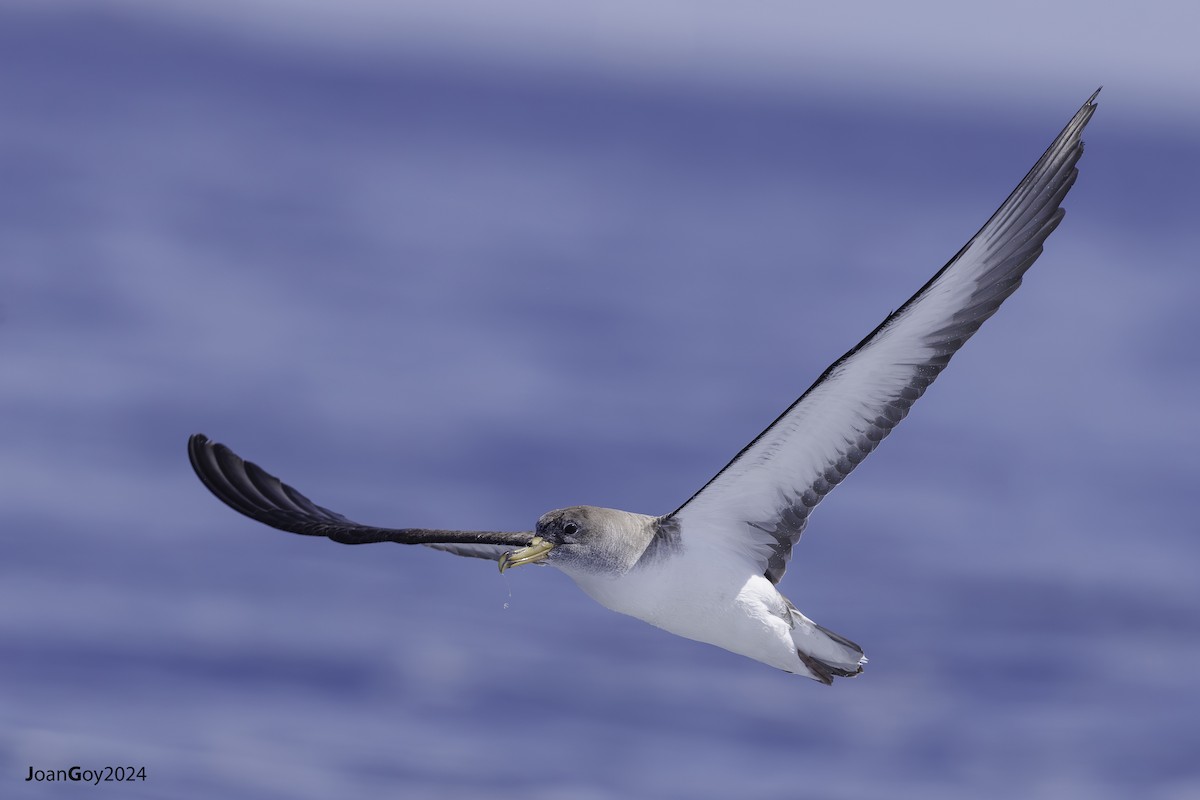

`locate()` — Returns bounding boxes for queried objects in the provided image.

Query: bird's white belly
[566,547,801,672]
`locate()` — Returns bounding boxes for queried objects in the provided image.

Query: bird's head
[498,506,654,575]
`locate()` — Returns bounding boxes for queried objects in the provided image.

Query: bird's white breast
[562,540,802,672]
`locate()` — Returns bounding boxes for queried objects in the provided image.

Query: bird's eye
[563,522,580,536]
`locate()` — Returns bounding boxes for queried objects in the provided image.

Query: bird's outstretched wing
[188,434,533,560]
[667,90,1099,584]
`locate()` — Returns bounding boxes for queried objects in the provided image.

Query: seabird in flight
[189,90,1098,683]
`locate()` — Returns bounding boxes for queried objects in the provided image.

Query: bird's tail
[789,608,867,685]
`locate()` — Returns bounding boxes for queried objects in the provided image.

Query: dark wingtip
[188,433,210,472]
[186,432,338,535]
[187,433,248,509]
[187,433,218,495]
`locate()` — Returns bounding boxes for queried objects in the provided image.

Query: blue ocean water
[1,8,1197,799]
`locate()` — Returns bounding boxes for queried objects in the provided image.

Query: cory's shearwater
[189,90,1098,683]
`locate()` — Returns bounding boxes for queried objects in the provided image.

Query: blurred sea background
[2,2,1198,798]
